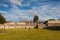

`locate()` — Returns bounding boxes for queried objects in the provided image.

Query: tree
[0,13,7,33]
[33,15,39,28]
[48,19,55,21]
[0,14,6,24]
[43,20,48,26]
[33,15,39,22]
[58,19,60,20]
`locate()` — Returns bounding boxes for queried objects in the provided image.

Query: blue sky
[0,0,60,22]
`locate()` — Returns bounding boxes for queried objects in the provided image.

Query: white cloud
[10,0,23,6]
[6,3,60,21]
[2,4,8,8]
[0,10,10,21]
[1,0,60,22]
[0,10,7,13]
[0,3,9,8]
[23,4,60,21]
[12,5,19,9]
[7,8,31,21]
[23,3,30,7]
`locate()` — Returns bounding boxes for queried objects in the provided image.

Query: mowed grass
[0,29,60,40]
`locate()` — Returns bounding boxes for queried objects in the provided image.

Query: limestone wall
[48,20,60,27]
[38,23,46,28]
[48,23,60,27]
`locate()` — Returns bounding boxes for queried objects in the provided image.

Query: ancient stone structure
[48,20,60,27]
[0,21,35,29]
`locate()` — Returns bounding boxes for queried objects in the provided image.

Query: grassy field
[0,29,60,40]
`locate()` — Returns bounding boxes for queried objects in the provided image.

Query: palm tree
[33,15,39,28]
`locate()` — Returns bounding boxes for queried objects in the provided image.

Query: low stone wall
[0,24,34,29]
[38,23,46,29]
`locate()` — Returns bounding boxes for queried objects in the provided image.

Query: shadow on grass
[0,29,7,34]
[44,26,60,31]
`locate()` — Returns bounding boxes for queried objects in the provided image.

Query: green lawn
[0,29,60,40]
